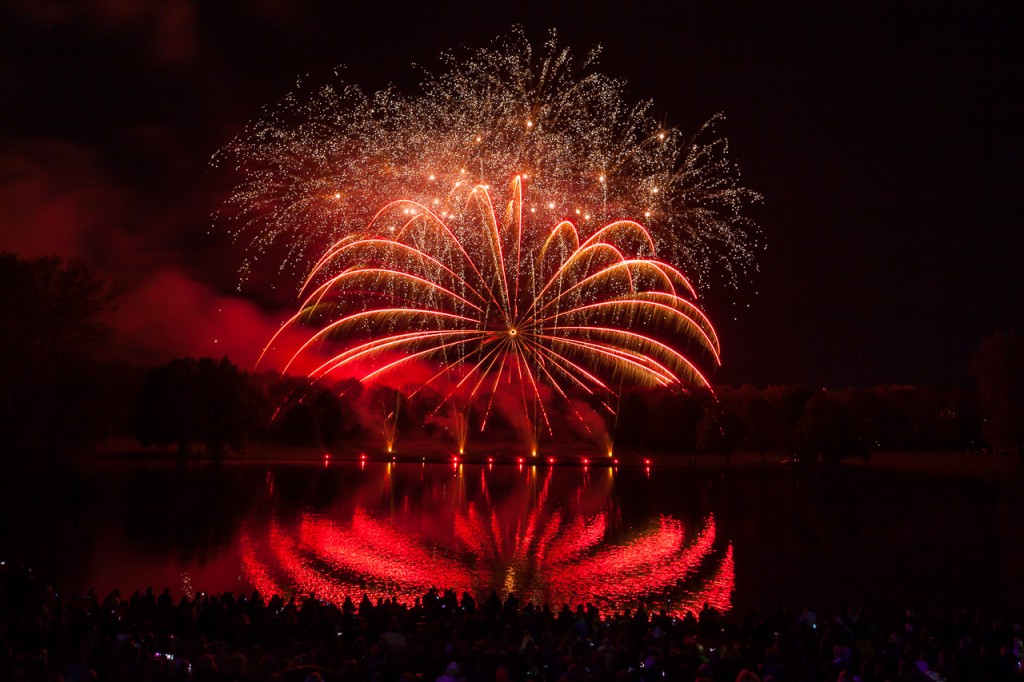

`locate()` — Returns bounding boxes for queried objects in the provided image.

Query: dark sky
[2,1,1021,388]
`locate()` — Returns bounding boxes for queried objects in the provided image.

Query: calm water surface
[6,459,1022,617]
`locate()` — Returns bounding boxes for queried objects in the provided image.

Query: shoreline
[91,437,1021,477]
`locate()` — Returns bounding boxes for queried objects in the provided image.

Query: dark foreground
[2,565,1022,682]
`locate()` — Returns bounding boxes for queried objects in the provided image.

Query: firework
[214,28,761,289]
[224,29,761,441]
[262,177,720,435]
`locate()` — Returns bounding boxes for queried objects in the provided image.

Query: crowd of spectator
[2,563,1021,681]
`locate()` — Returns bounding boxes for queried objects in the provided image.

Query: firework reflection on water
[241,462,734,616]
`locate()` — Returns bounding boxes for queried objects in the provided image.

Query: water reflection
[7,460,1021,615]
[240,463,734,615]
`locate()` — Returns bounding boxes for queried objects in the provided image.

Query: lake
[4,458,1021,618]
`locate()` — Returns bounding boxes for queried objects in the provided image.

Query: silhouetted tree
[0,253,119,463]
[615,391,651,448]
[696,394,745,464]
[843,387,887,452]
[278,399,319,445]
[731,384,776,463]
[276,385,365,446]
[971,332,1024,456]
[610,387,702,452]
[762,385,814,455]
[134,357,266,457]
[940,387,983,450]
[793,390,858,463]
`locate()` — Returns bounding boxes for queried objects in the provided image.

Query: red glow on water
[240,531,280,598]
[543,514,607,565]
[239,466,733,615]
[684,543,734,616]
[296,511,474,601]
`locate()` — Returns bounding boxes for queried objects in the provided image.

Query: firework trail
[262,177,720,433]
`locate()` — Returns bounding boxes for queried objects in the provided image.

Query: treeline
[613,383,983,462]
[121,356,1017,463]
[2,253,1022,466]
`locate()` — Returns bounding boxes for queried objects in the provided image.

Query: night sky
[2,1,1021,389]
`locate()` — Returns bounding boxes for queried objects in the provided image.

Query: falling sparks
[263,179,721,436]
